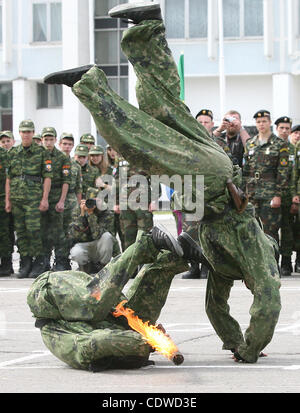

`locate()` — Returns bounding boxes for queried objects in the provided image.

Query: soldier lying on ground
[27,225,204,371]
[44,1,281,363]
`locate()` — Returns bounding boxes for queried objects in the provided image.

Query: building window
[223,0,263,38]
[37,83,62,108]
[32,1,62,42]
[0,4,2,44]
[164,0,208,39]
[94,0,128,100]
[0,83,13,130]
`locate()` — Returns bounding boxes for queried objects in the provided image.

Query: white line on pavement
[0,351,51,368]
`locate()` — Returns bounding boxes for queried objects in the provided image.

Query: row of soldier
[0,120,157,278]
[186,108,300,279]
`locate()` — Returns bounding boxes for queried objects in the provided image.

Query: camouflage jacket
[47,146,71,203]
[242,133,289,200]
[68,206,115,244]
[215,133,245,167]
[0,147,7,198]
[78,162,100,199]
[7,142,53,202]
[281,141,296,202]
[292,141,300,197]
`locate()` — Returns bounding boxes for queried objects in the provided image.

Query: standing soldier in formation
[243,110,289,247]
[74,144,100,199]
[33,134,42,146]
[291,129,300,273]
[41,127,71,271]
[0,146,14,276]
[274,117,294,276]
[0,131,15,275]
[5,120,52,278]
[59,133,82,245]
[80,133,96,151]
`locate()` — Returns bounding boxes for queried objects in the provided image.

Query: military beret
[19,119,35,131]
[33,134,42,141]
[253,110,271,119]
[80,133,95,144]
[89,145,104,155]
[0,130,14,139]
[60,132,74,141]
[41,126,57,138]
[195,109,213,120]
[75,144,89,156]
[274,116,292,126]
[291,124,300,133]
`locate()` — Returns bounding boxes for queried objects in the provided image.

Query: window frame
[162,0,264,41]
[31,0,62,44]
[36,83,63,109]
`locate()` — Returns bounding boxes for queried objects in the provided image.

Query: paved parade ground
[1,214,300,395]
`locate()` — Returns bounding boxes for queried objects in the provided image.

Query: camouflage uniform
[7,141,53,258]
[115,157,154,250]
[71,19,281,363]
[292,141,300,268]
[27,232,187,370]
[41,143,71,265]
[0,147,13,273]
[63,158,82,236]
[279,141,297,272]
[68,189,120,271]
[242,134,289,244]
[80,163,100,199]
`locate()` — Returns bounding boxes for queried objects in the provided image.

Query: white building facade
[0,0,300,145]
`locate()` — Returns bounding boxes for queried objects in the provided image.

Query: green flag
[178,53,185,102]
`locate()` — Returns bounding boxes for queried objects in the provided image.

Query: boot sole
[44,65,95,85]
[155,223,183,257]
[109,1,160,18]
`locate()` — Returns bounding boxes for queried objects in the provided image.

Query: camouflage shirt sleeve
[42,148,53,180]
[61,154,72,185]
[292,142,300,197]
[87,210,114,240]
[275,140,289,197]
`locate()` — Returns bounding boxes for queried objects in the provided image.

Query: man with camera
[213,110,250,168]
[68,188,120,273]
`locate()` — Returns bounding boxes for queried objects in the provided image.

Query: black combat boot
[280,256,292,277]
[181,261,200,279]
[52,256,71,272]
[0,257,13,277]
[16,257,32,279]
[44,65,95,87]
[151,224,183,257]
[29,256,48,279]
[177,232,213,271]
[294,253,300,273]
[108,1,162,24]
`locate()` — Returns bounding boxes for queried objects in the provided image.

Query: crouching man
[68,187,120,273]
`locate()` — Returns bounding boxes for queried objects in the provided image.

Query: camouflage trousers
[72,20,281,362]
[250,198,281,245]
[27,232,187,370]
[41,201,69,259]
[120,208,153,250]
[11,199,43,257]
[0,198,14,257]
[280,197,300,257]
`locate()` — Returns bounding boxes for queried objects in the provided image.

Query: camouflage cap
[60,132,74,141]
[80,133,95,144]
[41,126,57,138]
[89,145,104,155]
[33,133,42,141]
[0,130,14,139]
[86,187,100,200]
[75,144,89,156]
[19,119,35,132]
